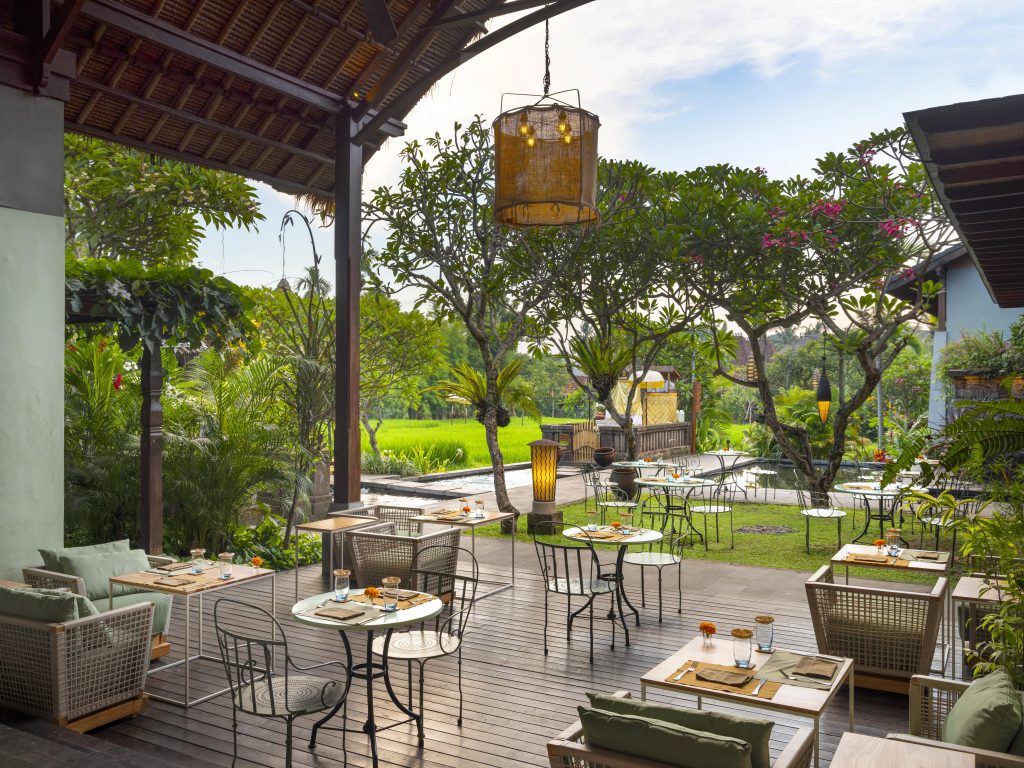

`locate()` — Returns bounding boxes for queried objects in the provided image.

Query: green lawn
[469,496,950,584]
[360,417,584,468]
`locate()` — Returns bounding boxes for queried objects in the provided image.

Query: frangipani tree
[665,128,954,499]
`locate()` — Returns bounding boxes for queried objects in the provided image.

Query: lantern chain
[542,18,550,97]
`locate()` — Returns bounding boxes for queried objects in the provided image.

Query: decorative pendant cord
[542,18,551,97]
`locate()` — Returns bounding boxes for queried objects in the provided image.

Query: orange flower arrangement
[610,521,622,529]
[364,586,381,598]
[873,538,886,548]
[250,556,263,568]
[698,621,717,636]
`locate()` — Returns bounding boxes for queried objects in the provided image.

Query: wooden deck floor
[91,554,912,768]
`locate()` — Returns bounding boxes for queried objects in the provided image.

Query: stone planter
[947,370,1024,401]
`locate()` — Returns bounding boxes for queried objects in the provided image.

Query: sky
[196,0,1024,290]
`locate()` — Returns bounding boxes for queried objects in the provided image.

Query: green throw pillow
[1009,694,1024,757]
[59,548,151,601]
[0,586,80,622]
[578,706,752,768]
[587,693,773,768]
[39,539,130,572]
[942,668,1023,752]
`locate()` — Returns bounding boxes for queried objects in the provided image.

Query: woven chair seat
[234,674,345,717]
[921,516,950,527]
[545,577,613,596]
[800,508,846,520]
[622,551,680,567]
[372,630,460,661]
[691,504,730,515]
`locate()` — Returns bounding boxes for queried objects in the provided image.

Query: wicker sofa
[805,565,946,693]
[886,675,1024,767]
[23,542,176,660]
[546,691,814,768]
[0,598,153,731]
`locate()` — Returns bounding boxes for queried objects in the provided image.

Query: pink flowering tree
[663,128,955,501]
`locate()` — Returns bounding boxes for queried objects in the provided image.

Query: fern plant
[568,335,633,402]
[432,359,541,427]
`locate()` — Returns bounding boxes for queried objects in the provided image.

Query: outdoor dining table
[562,525,662,644]
[833,481,928,544]
[611,459,674,476]
[410,508,516,599]
[635,476,720,545]
[292,588,443,768]
[705,449,751,497]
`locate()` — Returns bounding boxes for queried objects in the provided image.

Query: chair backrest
[370,504,425,536]
[804,565,946,679]
[698,474,737,505]
[533,521,604,596]
[793,482,840,512]
[411,545,478,646]
[350,525,461,592]
[214,598,294,715]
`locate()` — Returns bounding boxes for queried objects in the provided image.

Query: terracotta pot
[593,447,616,467]
[609,466,639,500]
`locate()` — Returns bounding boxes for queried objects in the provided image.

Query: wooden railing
[541,421,692,462]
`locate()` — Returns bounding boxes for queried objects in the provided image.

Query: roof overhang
[905,93,1024,308]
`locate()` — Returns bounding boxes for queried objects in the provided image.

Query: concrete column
[0,83,65,579]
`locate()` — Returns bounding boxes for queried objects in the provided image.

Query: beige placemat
[314,605,367,621]
[663,660,780,700]
[756,650,837,689]
[154,576,196,587]
[845,553,909,567]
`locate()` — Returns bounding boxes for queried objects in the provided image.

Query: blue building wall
[928,259,1023,429]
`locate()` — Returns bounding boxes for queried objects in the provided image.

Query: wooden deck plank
[89,559,915,767]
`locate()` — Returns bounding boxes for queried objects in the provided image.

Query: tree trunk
[604,400,637,459]
[360,412,383,459]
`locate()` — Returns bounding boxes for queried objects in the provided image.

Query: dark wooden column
[140,339,164,553]
[333,106,363,508]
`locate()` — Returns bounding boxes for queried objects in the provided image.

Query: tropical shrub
[939,328,1024,379]
[230,509,321,570]
[361,450,418,476]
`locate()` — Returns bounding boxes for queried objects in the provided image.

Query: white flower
[107,280,130,300]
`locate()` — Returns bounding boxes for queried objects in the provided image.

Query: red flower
[113,374,123,391]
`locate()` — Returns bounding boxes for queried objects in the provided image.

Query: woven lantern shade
[746,359,757,382]
[530,438,560,502]
[816,369,833,425]
[493,103,600,227]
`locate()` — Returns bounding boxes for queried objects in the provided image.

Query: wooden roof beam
[81,0,344,112]
[425,0,559,30]
[345,0,436,98]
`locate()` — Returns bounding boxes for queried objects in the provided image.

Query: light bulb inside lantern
[557,111,570,134]
[562,133,573,145]
[518,112,531,137]
[526,135,537,148]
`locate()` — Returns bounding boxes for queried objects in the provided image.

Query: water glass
[732,629,753,668]
[217,552,233,580]
[333,568,351,602]
[189,548,206,575]
[886,528,902,556]
[381,576,401,612]
[586,508,598,531]
[754,615,774,652]
[619,510,633,533]
[475,500,485,518]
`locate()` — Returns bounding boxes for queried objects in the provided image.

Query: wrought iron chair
[371,544,478,731]
[533,521,617,664]
[621,505,685,622]
[689,475,738,550]
[582,466,637,525]
[214,599,349,768]
[794,483,848,553]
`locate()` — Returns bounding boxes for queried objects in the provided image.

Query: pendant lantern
[746,358,757,382]
[493,21,599,227]
[815,339,832,424]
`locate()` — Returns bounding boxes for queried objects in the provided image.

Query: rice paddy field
[359,417,585,467]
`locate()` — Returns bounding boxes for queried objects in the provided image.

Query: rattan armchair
[366,504,426,536]
[546,691,814,768]
[349,524,461,594]
[805,565,946,692]
[0,601,153,731]
[23,553,176,661]
[885,675,1024,767]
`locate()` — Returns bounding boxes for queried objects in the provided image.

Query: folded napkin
[314,605,366,621]
[792,656,838,680]
[437,513,466,521]
[573,530,621,539]
[912,551,941,561]
[156,561,192,572]
[696,668,753,687]
[352,592,433,610]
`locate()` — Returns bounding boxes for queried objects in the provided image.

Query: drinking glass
[754,615,774,652]
[886,528,902,556]
[217,552,233,580]
[381,576,401,612]
[189,548,206,575]
[586,507,598,531]
[620,509,633,533]
[732,629,753,668]
[475,500,485,518]
[333,568,351,602]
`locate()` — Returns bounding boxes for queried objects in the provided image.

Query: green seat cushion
[39,539,130,572]
[59,548,152,601]
[578,706,752,768]
[1011,694,1024,757]
[587,693,772,768]
[942,668,1023,752]
[0,586,85,623]
[107,591,170,635]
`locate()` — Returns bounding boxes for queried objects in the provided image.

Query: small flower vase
[702,632,714,649]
